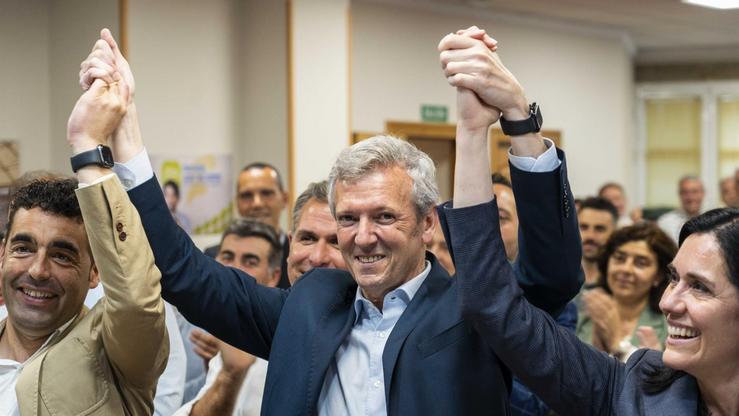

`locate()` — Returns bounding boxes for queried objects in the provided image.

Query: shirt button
[373,380,382,388]
[379,332,386,338]
[119,231,127,241]
[116,222,124,232]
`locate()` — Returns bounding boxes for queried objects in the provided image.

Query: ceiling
[371,0,739,63]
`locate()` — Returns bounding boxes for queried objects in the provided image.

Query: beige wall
[0,0,118,174]
[351,1,635,199]
[1,0,51,173]
[4,0,635,203]
[49,0,118,173]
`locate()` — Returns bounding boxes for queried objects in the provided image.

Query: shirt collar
[352,260,432,323]
[0,313,78,365]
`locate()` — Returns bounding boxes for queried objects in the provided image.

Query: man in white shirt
[657,175,705,242]
[175,219,281,416]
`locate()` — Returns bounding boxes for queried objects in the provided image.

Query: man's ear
[421,211,436,245]
[267,267,281,288]
[0,240,5,268]
[88,263,100,289]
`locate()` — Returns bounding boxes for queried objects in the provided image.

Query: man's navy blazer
[127,150,583,415]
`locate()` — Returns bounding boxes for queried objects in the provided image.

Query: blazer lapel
[306,283,357,411]
[381,260,449,402]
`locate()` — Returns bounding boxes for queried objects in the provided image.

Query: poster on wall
[0,140,19,232]
[149,153,233,235]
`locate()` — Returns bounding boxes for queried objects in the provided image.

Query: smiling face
[606,240,660,305]
[660,233,739,379]
[216,234,279,287]
[579,208,616,262]
[334,166,434,304]
[679,178,705,217]
[0,208,98,338]
[287,199,346,284]
[236,167,288,230]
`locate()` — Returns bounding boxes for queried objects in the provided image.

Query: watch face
[99,145,115,167]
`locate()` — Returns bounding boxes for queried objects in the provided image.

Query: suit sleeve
[127,176,286,359]
[76,175,168,390]
[509,149,583,315]
[444,199,625,416]
[439,149,583,316]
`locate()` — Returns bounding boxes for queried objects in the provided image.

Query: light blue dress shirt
[317,261,431,416]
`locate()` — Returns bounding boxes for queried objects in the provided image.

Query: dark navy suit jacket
[128,151,582,415]
[446,178,700,415]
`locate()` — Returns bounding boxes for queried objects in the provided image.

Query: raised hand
[438,32,528,122]
[67,77,129,154]
[582,288,621,352]
[219,340,257,376]
[635,325,662,351]
[190,328,220,362]
[80,28,135,103]
[79,28,143,163]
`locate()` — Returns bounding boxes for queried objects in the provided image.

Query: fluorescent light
[682,0,739,9]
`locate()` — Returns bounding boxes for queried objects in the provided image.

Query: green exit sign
[421,105,448,123]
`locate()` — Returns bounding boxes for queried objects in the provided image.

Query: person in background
[599,182,639,226]
[427,217,455,274]
[163,179,192,234]
[719,176,737,208]
[657,175,705,243]
[427,173,518,273]
[577,197,618,290]
[175,219,281,416]
[204,162,291,289]
[577,224,677,361]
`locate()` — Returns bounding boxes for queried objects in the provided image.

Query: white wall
[128,0,239,158]
[128,0,288,186]
[48,0,118,173]
[351,1,636,199]
[0,0,51,173]
[291,0,351,194]
[0,0,117,175]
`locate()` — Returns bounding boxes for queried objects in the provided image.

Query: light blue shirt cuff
[507,138,560,172]
[112,148,154,191]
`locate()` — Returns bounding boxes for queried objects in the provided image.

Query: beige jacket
[12,175,168,415]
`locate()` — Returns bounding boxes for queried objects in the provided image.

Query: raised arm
[439,28,582,315]
[67,73,168,395]
[437,28,622,414]
[77,29,286,358]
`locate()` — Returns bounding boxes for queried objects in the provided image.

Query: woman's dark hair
[597,223,678,313]
[642,208,739,397]
[679,207,739,291]
[163,180,180,198]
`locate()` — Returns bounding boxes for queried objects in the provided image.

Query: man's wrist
[70,135,103,156]
[500,97,529,121]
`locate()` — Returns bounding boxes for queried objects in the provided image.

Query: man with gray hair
[80,26,582,414]
[657,175,705,242]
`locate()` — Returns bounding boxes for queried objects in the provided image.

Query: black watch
[499,102,542,136]
[70,144,115,173]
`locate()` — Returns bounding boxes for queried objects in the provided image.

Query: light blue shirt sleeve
[507,138,560,172]
[113,148,154,191]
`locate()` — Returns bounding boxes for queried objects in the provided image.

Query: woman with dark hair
[577,224,677,360]
[449,206,739,415]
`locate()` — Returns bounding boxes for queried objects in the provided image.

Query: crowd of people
[0,25,737,416]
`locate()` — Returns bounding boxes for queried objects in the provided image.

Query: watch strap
[70,145,115,173]
[500,103,542,136]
